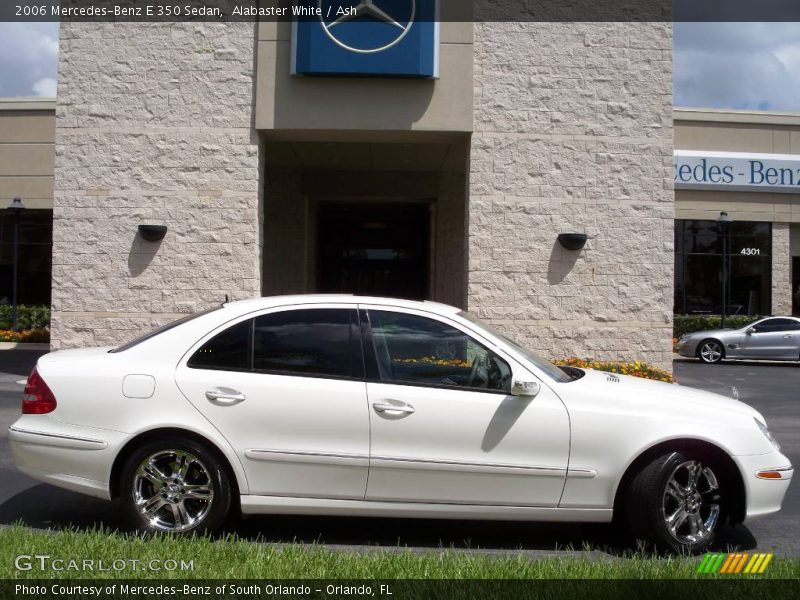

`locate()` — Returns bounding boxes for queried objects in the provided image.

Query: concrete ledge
[675,107,800,126]
[0,97,56,112]
[0,342,50,351]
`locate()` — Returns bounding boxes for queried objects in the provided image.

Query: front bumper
[734,450,793,521]
[676,338,698,358]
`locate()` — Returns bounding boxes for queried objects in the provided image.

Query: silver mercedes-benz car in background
[677,317,800,364]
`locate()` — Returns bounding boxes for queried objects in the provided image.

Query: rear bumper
[734,451,793,521]
[8,416,128,500]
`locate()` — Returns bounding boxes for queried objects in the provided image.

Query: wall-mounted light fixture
[137,224,168,242]
[557,233,588,251]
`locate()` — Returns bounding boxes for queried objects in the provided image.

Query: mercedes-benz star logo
[319,0,416,54]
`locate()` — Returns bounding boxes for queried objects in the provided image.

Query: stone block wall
[51,23,260,349]
[469,22,674,369]
[772,222,792,315]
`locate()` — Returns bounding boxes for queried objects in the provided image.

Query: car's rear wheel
[626,451,724,554]
[697,339,724,364]
[120,438,231,534]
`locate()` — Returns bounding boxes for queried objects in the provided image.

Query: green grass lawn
[1,525,799,581]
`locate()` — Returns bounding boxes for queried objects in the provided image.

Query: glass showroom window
[674,220,772,315]
[0,209,53,306]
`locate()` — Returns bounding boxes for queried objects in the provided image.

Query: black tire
[697,339,724,364]
[625,451,725,554]
[119,437,232,535]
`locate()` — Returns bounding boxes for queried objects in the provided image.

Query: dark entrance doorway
[317,202,430,300]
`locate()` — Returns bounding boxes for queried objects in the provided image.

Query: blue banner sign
[292,1,439,78]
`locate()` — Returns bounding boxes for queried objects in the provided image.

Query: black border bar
[3,1,800,23]
[3,579,800,600]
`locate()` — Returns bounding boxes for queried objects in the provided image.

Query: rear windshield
[110,306,222,353]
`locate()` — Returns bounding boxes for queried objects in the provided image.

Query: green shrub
[0,304,50,330]
[673,314,759,339]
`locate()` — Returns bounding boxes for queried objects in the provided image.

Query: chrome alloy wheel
[661,460,721,545]
[132,450,214,532]
[699,341,723,363]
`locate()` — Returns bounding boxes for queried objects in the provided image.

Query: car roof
[222,294,462,316]
[755,316,800,321]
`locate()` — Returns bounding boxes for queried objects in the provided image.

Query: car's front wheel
[697,339,724,364]
[626,451,725,554]
[119,438,232,534]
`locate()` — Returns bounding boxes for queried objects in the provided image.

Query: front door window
[367,309,511,393]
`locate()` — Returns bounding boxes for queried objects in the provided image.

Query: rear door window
[187,320,252,372]
[253,309,362,380]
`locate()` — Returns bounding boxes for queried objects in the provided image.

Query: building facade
[1,19,675,368]
[0,98,55,309]
[675,109,800,319]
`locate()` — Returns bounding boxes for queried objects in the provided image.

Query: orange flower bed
[553,357,673,383]
[393,357,472,369]
[0,328,50,343]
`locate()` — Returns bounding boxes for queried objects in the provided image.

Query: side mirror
[511,380,540,397]
[746,327,756,335]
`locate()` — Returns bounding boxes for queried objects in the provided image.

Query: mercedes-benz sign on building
[1,5,676,366]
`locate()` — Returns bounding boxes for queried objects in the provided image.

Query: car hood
[563,368,764,421]
[683,329,729,339]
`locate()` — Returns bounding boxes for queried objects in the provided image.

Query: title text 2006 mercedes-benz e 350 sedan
[9,296,793,552]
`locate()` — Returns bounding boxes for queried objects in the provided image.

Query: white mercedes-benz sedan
[9,295,792,552]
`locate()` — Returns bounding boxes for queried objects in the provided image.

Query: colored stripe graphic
[719,553,738,573]
[734,553,750,573]
[699,552,774,575]
[696,553,712,573]
[711,553,726,573]
[758,554,773,573]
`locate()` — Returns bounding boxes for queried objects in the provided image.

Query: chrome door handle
[372,401,415,416]
[205,388,246,405]
[784,335,792,339]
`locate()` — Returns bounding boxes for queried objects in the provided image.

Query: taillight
[21,367,57,414]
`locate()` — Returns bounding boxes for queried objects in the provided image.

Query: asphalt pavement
[0,350,797,556]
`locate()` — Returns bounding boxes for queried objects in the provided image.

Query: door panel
[176,371,369,498]
[741,332,784,358]
[174,305,370,499]
[360,306,570,507]
[365,382,570,506]
[741,319,800,359]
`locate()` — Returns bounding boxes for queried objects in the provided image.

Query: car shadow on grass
[0,483,758,556]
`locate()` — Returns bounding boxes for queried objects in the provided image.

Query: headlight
[755,418,781,452]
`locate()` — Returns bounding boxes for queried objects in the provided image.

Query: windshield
[110,306,222,353]
[457,311,573,383]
